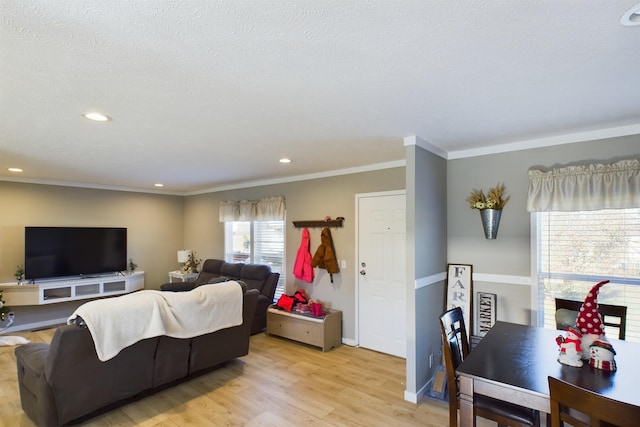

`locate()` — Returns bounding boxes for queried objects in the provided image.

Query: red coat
[293,228,314,283]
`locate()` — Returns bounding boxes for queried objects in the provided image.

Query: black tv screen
[25,227,127,280]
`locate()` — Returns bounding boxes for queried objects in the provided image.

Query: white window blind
[536,209,640,341]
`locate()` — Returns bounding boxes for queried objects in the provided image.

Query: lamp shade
[177,250,192,263]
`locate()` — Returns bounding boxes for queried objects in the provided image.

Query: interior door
[357,192,406,358]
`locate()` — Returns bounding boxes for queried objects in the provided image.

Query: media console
[0,272,144,306]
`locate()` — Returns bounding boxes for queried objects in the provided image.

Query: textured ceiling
[1,1,639,194]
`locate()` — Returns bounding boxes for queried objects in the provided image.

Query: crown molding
[447,123,640,160]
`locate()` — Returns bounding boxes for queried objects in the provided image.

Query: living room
[2,133,638,402]
[1,1,640,421]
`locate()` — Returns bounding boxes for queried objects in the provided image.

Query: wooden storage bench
[266,305,342,351]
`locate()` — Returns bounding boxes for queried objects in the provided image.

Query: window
[535,208,640,341]
[225,220,286,300]
[219,196,286,301]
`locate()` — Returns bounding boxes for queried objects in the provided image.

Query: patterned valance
[219,196,285,221]
[527,159,640,212]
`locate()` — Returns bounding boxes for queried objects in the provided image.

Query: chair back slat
[548,376,640,427]
[555,298,627,340]
[440,308,539,427]
[439,307,469,426]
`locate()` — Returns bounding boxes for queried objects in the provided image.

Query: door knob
[360,269,366,275]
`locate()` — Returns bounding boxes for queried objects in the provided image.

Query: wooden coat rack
[292,218,344,228]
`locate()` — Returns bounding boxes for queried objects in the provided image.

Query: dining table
[456,321,640,427]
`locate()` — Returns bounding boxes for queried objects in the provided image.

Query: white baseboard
[3,317,67,333]
[405,378,430,403]
[341,337,357,346]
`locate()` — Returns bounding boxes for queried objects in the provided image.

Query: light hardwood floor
[1,329,456,426]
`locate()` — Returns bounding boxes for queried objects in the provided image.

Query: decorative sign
[446,264,473,341]
[476,292,497,337]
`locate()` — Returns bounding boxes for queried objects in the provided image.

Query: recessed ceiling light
[8,167,23,172]
[82,112,112,122]
[154,183,164,187]
[279,158,292,164]
[621,3,640,26]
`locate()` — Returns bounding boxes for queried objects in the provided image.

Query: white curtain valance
[219,196,285,221]
[527,159,640,212]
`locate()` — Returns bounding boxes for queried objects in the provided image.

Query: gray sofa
[14,284,258,427]
[160,258,280,334]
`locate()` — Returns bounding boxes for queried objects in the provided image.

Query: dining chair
[439,307,539,427]
[548,376,640,427]
[554,298,627,340]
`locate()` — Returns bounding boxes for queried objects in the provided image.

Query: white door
[357,191,406,358]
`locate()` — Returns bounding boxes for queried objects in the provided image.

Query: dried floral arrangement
[466,183,510,210]
[182,251,202,273]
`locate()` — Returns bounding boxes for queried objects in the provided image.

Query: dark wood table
[457,321,640,427]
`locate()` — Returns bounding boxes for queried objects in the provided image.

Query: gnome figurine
[576,280,609,359]
[589,339,617,371]
[556,326,583,367]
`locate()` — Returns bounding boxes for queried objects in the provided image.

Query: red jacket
[293,228,314,283]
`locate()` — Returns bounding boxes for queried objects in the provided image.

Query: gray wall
[0,182,185,329]
[405,141,448,398]
[183,167,406,342]
[447,134,640,326]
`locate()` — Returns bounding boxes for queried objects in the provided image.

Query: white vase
[480,209,502,239]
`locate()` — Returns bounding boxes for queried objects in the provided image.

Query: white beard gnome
[556,326,583,367]
[575,280,610,359]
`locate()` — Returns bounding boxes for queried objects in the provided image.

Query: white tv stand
[0,272,144,306]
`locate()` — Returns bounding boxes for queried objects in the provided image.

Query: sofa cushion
[240,264,271,293]
[556,308,578,330]
[220,262,243,278]
[205,276,229,285]
[201,259,224,273]
[160,281,195,292]
[194,259,226,286]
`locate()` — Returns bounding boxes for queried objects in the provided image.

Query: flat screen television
[25,227,127,281]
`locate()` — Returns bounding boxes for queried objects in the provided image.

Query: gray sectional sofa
[160,258,280,334]
[14,283,258,427]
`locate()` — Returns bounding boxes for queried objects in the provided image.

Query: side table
[168,271,199,283]
[266,305,342,352]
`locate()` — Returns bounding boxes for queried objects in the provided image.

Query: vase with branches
[466,183,510,239]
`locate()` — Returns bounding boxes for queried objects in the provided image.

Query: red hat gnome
[576,280,609,357]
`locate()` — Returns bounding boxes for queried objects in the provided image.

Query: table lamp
[177,250,192,270]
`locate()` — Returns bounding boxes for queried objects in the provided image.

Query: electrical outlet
[429,353,433,368]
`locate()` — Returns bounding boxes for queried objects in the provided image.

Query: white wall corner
[403,135,448,159]
[404,379,429,403]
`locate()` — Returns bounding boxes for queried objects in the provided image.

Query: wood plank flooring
[1,329,461,426]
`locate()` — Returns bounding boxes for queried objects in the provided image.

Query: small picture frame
[446,264,473,341]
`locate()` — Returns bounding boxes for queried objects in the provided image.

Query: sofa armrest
[261,272,280,302]
[15,343,59,427]
[160,281,196,292]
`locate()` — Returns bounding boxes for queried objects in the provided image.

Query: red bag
[294,289,308,305]
[276,294,295,312]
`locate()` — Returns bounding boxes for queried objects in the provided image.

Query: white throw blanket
[68,281,243,361]
[0,336,30,346]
